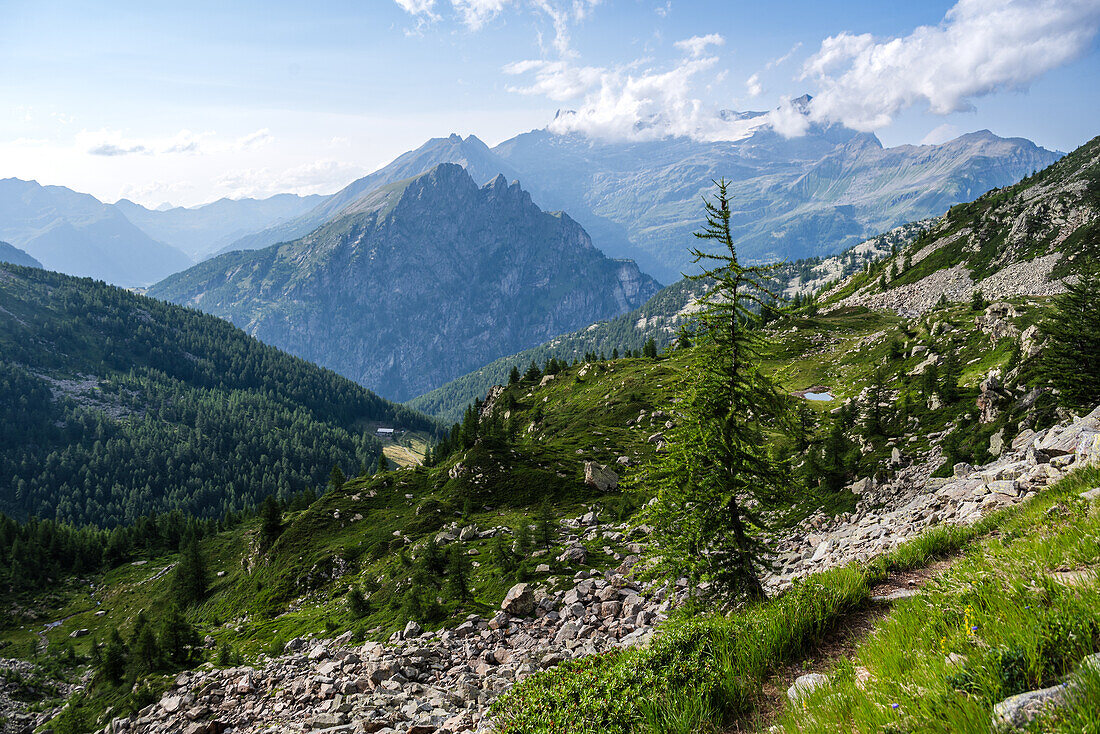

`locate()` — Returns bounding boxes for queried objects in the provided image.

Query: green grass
[770,464,1100,734]
[490,465,1100,734]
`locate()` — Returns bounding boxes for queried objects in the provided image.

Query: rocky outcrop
[767,405,1100,592]
[103,562,673,734]
[583,462,620,492]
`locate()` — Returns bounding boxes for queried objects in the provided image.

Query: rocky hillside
[7,283,1098,732]
[0,263,434,525]
[150,164,660,401]
[828,135,1100,316]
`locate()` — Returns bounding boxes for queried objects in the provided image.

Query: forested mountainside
[227,120,1058,283]
[0,178,193,286]
[149,164,659,401]
[0,263,435,526]
[409,220,931,423]
[0,240,41,268]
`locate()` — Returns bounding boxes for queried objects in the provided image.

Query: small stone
[787,673,829,704]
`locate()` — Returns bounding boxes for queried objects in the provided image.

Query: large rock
[584,462,619,492]
[992,682,1072,730]
[501,583,536,617]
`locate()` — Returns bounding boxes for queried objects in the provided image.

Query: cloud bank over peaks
[798,0,1100,132]
[506,37,780,143]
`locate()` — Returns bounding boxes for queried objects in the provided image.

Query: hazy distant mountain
[489,121,1062,281]
[0,178,192,286]
[116,193,326,260]
[0,241,42,268]
[150,164,659,401]
[221,134,521,255]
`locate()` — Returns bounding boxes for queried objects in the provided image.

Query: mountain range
[115,193,325,260]
[0,109,1060,287]
[224,104,1060,282]
[149,164,660,401]
[0,177,193,286]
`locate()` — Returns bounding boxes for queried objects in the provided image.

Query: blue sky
[1,0,1097,207]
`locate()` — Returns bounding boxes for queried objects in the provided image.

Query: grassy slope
[491,465,1100,734]
[3,295,1047,654]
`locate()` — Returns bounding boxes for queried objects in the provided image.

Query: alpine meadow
[1,2,1099,734]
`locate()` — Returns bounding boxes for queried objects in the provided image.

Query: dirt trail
[727,558,957,733]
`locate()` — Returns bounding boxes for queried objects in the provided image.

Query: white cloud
[745,73,763,97]
[921,122,960,145]
[235,128,274,150]
[392,0,597,54]
[393,0,437,15]
[507,54,771,142]
[214,160,366,199]
[75,128,276,157]
[799,0,1100,132]
[765,42,801,69]
[451,0,513,29]
[674,33,724,59]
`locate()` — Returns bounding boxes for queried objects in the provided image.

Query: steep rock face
[150,164,659,401]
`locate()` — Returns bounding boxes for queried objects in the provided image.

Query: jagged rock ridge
[149,164,660,401]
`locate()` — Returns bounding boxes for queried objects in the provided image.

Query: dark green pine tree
[260,495,283,549]
[131,617,160,674]
[638,179,792,603]
[445,544,473,602]
[535,500,555,550]
[347,586,369,618]
[508,365,521,385]
[175,537,208,607]
[939,347,961,403]
[642,338,659,359]
[329,465,347,491]
[513,521,532,556]
[1039,264,1100,410]
[158,604,197,667]
[101,628,128,685]
[970,289,988,311]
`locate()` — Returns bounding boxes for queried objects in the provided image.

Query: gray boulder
[501,583,536,617]
[584,462,619,492]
